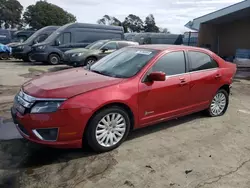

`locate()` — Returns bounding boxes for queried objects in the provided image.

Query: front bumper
[31,52,48,62]
[63,54,86,67]
[11,106,93,149]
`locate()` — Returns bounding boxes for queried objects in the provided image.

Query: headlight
[31,101,63,113]
[37,45,46,50]
[18,45,24,49]
[72,53,83,57]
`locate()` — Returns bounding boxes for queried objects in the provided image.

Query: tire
[48,53,60,65]
[23,53,35,62]
[205,89,229,117]
[86,106,131,152]
[85,57,97,67]
[0,52,8,60]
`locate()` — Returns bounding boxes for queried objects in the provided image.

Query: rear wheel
[86,106,130,152]
[206,89,229,117]
[48,53,60,65]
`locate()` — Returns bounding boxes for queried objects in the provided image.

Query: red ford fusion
[11,45,237,152]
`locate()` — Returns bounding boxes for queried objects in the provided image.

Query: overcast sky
[19,0,243,33]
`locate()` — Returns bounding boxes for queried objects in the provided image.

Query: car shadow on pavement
[0,112,205,171]
[127,112,205,141]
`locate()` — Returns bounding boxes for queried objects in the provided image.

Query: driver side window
[102,42,117,50]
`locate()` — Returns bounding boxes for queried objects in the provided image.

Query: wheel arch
[219,84,230,94]
[83,102,135,137]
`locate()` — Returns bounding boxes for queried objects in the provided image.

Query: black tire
[85,57,97,67]
[205,89,229,117]
[86,106,131,152]
[48,53,60,65]
[0,52,9,60]
[23,53,35,62]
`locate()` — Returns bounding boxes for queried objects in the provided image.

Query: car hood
[7,42,22,47]
[22,68,123,98]
[65,48,100,55]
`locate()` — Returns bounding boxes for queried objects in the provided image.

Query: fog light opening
[32,128,59,141]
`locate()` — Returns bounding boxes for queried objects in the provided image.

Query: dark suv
[63,40,138,67]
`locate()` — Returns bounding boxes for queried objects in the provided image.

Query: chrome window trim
[164,68,219,78]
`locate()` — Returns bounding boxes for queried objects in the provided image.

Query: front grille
[17,124,29,136]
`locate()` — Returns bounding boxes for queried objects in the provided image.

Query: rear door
[187,50,221,110]
[138,50,191,126]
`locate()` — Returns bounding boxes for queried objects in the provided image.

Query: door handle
[179,80,187,86]
[215,74,222,79]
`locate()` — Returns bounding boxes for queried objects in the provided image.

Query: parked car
[10,30,35,43]
[11,26,59,62]
[0,29,12,45]
[31,23,125,65]
[0,43,12,60]
[63,40,138,67]
[125,33,183,45]
[11,45,236,152]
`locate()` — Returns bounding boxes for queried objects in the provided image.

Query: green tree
[0,0,23,29]
[97,15,122,26]
[144,14,159,32]
[122,14,144,33]
[23,0,76,29]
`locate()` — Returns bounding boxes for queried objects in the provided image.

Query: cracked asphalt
[1,60,250,188]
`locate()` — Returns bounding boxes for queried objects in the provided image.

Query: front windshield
[85,40,107,50]
[90,47,159,78]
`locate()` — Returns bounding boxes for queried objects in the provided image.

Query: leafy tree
[0,0,23,29]
[122,14,144,33]
[97,15,122,26]
[159,28,170,34]
[144,14,159,32]
[23,1,76,29]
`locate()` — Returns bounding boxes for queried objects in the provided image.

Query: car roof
[131,44,212,53]
[97,39,138,44]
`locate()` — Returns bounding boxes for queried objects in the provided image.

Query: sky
[19,0,243,33]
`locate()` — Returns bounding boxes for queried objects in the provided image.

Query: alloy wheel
[210,92,227,116]
[95,113,126,147]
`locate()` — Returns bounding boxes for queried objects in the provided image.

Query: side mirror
[148,72,166,82]
[55,39,60,46]
[101,48,108,52]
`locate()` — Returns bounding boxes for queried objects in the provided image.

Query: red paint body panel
[22,68,123,98]
[14,45,237,148]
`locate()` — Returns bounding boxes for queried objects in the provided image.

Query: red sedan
[11,45,237,152]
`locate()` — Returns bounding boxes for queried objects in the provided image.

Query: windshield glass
[85,40,107,50]
[90,47,158,78]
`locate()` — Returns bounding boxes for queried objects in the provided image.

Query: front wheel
[85,57,97,67]
[48,54,60,65]
[86,106,130,152]
[206,89,229,117]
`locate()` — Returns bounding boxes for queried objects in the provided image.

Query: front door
[138,50,191,127]
[56,32,72,52]
[99,42,118,58]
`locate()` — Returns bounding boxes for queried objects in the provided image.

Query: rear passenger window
[188,51,218,72]
[152,51,186,76]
